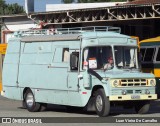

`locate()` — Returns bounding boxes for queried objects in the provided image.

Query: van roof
[21,32,130,42]
[21,34,81,42]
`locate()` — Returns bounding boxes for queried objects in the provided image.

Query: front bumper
[109,94,157,101]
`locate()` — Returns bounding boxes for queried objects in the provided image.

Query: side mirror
[70,52,79,70]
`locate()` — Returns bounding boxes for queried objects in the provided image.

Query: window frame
[140,46,156,64]
[62,48,69,62]
[82,45,113,70]
[155,46,160,63]
[114,45,138,69]
[70,51,79,71]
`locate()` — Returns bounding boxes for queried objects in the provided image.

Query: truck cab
[70,29,157,116]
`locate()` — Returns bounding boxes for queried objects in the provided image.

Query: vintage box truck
[2,27,157,117]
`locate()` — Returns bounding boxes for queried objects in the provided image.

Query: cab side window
[70,52,79,70]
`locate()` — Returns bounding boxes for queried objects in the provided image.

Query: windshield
[114,46,138,69]
[83,46,114,70]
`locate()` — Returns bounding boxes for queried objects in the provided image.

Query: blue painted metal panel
[4,54,20,64]
[23,42,39,53]
[3,64,18,86]
[7,41,21,53]
[53,48,63,62]
[18,65,68,90]
[98,37,128,45]
[20,53,37,64]
[3,87,21,100]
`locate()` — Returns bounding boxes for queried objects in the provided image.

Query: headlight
[149,79,156,86]
[113,80,119,87]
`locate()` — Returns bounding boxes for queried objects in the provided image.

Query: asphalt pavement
[0,95,160,126]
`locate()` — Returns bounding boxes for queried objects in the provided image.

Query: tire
[22,101,26,109]
[39,103,47,112]
[134,101,150,114]
[22,91,27,109]
[94,89,110,117]
[24,89,41,112]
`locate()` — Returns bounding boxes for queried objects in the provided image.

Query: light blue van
[2,27,157,117]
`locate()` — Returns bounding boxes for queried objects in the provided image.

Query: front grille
[121,79,147,87]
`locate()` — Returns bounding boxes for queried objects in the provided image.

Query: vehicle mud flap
[84,97,96,112]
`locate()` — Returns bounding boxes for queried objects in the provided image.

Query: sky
[5,0,61,12]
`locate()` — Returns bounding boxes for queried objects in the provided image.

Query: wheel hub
[26,93,34,108]
[96,95,103,112]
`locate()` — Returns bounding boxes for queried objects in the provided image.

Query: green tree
[0,0,24,15]
[4,3,24,14]
[0,0,25,43]
[0,0,6,15]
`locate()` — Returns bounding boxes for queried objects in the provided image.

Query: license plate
[131,95,140,99]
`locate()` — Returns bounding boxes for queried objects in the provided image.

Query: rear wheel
[94,89,110,117]
[134,101,150,114]
[24,89,41,112]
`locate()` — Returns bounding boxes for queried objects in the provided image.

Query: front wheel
[24,89,41,112]
[134,101,150,114]
[94,89,110,117]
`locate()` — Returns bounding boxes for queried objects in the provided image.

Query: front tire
[24,89,41,112]
[134,101,150,114]
[95,89,110,117]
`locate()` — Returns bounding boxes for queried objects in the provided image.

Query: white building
[0,14,39,44]
[46,2,125,12]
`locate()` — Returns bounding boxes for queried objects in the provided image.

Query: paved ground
[0,95,160,126]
